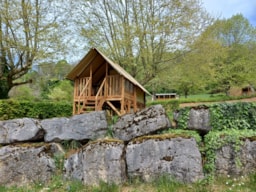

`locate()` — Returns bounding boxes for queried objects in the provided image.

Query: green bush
[0,100,72,120]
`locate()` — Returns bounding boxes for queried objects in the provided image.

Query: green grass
[1,173,256,192]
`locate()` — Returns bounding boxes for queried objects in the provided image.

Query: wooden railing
[74,77,91,100]
[94,75,122,110]
[107,75,121,96]
[95,78,106,110]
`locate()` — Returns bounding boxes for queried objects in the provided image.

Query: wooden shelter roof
[66,48,150,95]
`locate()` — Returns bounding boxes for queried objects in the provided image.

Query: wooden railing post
[121,76,125,114]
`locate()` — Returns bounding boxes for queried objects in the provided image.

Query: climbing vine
[209,103,256,131]
[203,129,256,182]
[174,107,190,130]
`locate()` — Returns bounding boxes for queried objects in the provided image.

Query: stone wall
[0,104,256,187]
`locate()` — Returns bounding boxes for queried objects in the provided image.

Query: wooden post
[105,62,108,97]
[89,63,92,96]
[121,76,125,115]
[133,86,137,112]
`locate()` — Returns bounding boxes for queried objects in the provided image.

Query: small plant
[153,175,182,192]
[224,175,246,191]
[91,181,120,192]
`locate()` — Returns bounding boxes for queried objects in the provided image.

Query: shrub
[0,100,72,120]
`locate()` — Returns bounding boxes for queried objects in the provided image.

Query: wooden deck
[73,75,140,116]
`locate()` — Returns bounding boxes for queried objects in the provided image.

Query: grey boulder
[215,139,256,176]
[64,139,126,185]
[42,111,108,142]
[126,135,204,183]
[0,118,44,144]
[0,143,63,186]
[113,105,171,141]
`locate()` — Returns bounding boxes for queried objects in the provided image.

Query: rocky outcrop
[65,139,126,185]
[126,136,204,183]
[0,143,63,186]
[42,111,108,142]
[0,111,108,144]
[215,139,256,176]
[113,105,171,141]
[0,118,44,144]
[65,135,203,185]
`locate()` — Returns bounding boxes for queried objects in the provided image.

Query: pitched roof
[66,48,150,95]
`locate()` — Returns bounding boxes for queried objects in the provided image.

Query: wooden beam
[121,76,125,114]
[77,52,97,77]
[106,101,121,116]
[105,62,108,97]
[89,64,92,96]
[133,86,137,112]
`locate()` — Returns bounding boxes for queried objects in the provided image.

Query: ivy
[209,103,256,131]
[174,107,190,130]
[203,129,256,182]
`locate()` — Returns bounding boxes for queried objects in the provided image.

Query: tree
[74,0,212,92]
[206,14,256,94]
[172,14,256,96]
[47,80,73,102]
[0,0,66,99]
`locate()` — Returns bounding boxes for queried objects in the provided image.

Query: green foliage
[90,181,119,192]
[8,85,36,101]
[175,102,256,131]
[174,107,190,130]
[47,80,73,102]
[163,129,202,144]
[61,140,82,151]
[53,154,65,173]
[210,102,256,131]
[203,129,256,182]
[0,100,72,120]
[153,175,182,192]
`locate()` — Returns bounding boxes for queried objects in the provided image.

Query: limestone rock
[113,105,171,141]
[215,139,256,176]
[0,143,62,186]
[64,139,126,185]
[126,136,203,183]
[187,107,211,133]
[42,111,108,142]
[64,151,83,181]
[0,118,44,144]
[174,106,211,133]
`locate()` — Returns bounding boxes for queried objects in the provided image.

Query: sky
[201,0,256,26]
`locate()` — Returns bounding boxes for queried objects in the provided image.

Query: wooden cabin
[66,48,150,116]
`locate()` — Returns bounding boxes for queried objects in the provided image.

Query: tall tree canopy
[74,0,212,92]
[206,14,256,94]
[0,0,66,99]
[168,14,256,96]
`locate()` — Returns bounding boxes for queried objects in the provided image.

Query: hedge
[0,100,72,120]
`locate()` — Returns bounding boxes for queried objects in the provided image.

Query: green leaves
[203,129,256,181]
[0,100,72,120]
[210,103,256,131]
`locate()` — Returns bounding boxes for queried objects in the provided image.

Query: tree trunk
[0,80,10,99]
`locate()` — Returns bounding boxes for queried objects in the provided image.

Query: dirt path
[179,97,256,108]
